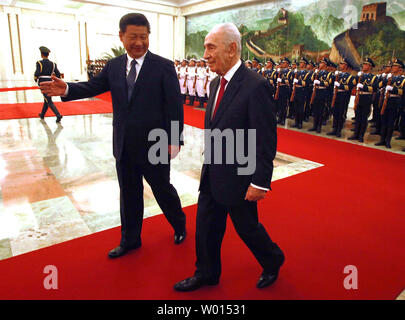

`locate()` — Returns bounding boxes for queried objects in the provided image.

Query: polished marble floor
[0,114,323,262]
[0,89,404,299]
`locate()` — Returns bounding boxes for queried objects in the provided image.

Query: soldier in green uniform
[375,59,405,148]
[371,62,392,135]
[34,46,62,122]
[291,57,311,129]
[327,58,356,137]
[309,58,332,133]
[348,58,379,142]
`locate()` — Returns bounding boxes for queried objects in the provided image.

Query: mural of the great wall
[185,0,405,70]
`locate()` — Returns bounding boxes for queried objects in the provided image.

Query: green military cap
[363,57,375,68]
[39,46,50,54]
[392,58,405,68]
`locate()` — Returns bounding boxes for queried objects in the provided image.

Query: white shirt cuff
[250,183,269,192]
[63,84,69,97]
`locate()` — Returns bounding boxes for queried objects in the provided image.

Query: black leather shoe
[56,115,63,123]
[108,244,141,259]
[174,276,219,292]
[38,113,44,119]
[358,137,364,143]
[327,131,336,136]
[308,127,316,132]
[396,136,405,140]
[174,230,186,244]
[256,270,280,289]
[348,135,358,140]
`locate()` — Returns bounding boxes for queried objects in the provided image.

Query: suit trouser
[115,151,186,247]
[194,177,284,281]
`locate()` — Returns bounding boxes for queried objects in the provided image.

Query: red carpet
[0,89,113,120]
[0,94,404,300]
[0,86,37,92]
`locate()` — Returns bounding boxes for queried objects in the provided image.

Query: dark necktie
[127,59,137,100]
[212,77,228,119]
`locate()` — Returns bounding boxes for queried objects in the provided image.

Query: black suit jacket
[200,62,277,205]
[62,51,183,163]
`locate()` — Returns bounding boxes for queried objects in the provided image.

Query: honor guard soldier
[371,62,392,135]
[186,58,197,106]
[304,60,316,122]
[396,62,405,141]
[287,60,298,119]
[275,57,293,125]
[245,60,252,69]
[291,57,311,129]
[325,60,337,125]
[179,59,188,104]
[206,65,217,98]
[251,57,262,75]
[34,46,63,122]
[348,58,378,142]
[263,58,277,95]
[174,59,181,75]
[308,57,331,133]
[327,58,356,137]
[196,59,208,108]
[375,59,405,148]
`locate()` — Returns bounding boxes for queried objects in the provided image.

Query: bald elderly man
[174,23,285,292]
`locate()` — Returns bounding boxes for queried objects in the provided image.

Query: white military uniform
[186,65,197,98]
[178,66,188,95]
[206,68,217,98]
[196,66,207,99]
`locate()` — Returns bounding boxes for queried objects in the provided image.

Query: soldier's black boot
[316,115,323,133]
[375,126,387,146]
[308,116,318,131]
[348,121,361,140]
[358,122,367,143]
[188,96,195,106]
[327,117,338,135]
[385,127,394,149]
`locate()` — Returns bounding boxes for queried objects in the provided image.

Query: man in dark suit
[174,23,284,292]
[35,46,63,123]
[39,13,186,258]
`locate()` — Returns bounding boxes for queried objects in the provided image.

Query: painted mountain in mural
[185,0,405,66]
[330,14,405,69]
[249,10,329,59]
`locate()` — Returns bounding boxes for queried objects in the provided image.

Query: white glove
[357,83,364,89]
[294,68,298,72]
[387,73,392,79]
[277,78,282,83]
[294,78,299,84]
[315,69,319,73]
[335,71,340,76]
[334,81,340,87]
[358,71,363,77]
[382,73,386,78]
[386,85,393,92]
[314,80,321,85]
[277,68,281,72]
